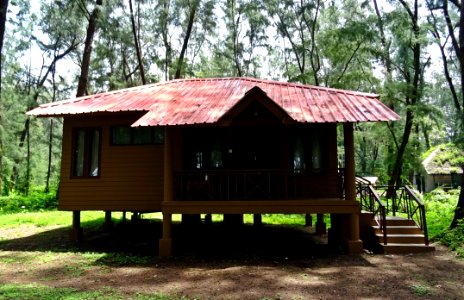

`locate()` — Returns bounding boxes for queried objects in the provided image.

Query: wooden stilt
[159,213,172,257]
[316,213,326,235]
[204,214,212,225]
[253,214,262,226]
[103,211,113,230]
[70,211,82,242]
[305,214,312,227]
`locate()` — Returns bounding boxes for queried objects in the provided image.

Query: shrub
[436,220,464,257]
[423,188,458,238]
[0,188,58,213]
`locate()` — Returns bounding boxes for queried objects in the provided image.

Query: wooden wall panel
[58,113,164,211]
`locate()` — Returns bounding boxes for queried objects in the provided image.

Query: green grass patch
[0,211,125,228]
[410,284,430,296]
[0,283,185,300]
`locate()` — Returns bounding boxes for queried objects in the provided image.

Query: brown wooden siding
[59,113,164,211]
[59,112,341,211]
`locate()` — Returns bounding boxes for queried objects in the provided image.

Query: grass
[0,210,107,228]
[0,187,461,255]
[0,284,186,300]
[0,210,311,229]
[0,191,462,299]
[410,284,430,296]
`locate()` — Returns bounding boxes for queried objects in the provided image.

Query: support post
[343,123,362,253]
[159,213,172,257]
[204,214,213,225]
[345,213,363,253]
[122,211,127,224]
[305,214,312,227]
[70,211,82,241]
[103,210,113,230]
[316,213,326,235]
[253,214,262,226]
[159,127,174,257]
[343,122,356,202]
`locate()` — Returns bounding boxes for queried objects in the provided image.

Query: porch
[159,123,362,256]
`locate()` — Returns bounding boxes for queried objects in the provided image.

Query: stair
[372,216,435,254]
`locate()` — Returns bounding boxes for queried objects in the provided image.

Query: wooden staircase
[371,216,435,254]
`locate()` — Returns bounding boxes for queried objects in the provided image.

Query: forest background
[0,0,464,229]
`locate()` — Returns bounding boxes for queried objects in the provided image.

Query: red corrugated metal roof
[27,77,400,125]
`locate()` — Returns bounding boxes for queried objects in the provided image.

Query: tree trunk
[441,0,464,228]
[26,116,30,195]
[128,0,146,84]
[386,0,421,199]
[0,0,8,94]
[386,110,414,198]
[45,119,53,193]
[174,2,196,79]
[451,182,464,227]
[76,0,103,97]
[0,0,9,196]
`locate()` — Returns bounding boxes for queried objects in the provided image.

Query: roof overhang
[27,77,401,126]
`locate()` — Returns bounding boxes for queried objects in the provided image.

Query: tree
[370,0,430,198]
[174,0,198,79]
[128,0,146,84]
[0,0,9,195]
[427,0,464,228]
[76,0,103,97]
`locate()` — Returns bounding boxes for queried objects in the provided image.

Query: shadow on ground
[0,219,371,267]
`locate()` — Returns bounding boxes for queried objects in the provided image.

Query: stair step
[381,243,435,254]
[373,225,422,234]
[385,216,416,226]
[376,234,425,244]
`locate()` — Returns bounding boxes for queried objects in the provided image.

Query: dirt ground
[1,220,463,299]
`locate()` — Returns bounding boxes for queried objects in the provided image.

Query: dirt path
[1,223,463,299]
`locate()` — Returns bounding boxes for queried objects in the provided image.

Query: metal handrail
[404,185,429,245]
[359,182,430,246]
[357,178,388,245]
[368,186,387,245]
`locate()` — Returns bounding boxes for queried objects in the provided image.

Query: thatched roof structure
[422,144,463,175]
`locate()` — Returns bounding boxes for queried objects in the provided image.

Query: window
[72,128,101,178]
[293,130,323,174]
[111,126,164,145]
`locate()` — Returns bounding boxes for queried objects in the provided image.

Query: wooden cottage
[421,144,463,192]
[28,77,400,256]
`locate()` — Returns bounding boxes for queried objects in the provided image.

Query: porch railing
[175,169,343,201]
[176,169,289,200]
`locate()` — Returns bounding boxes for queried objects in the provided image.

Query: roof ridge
[161,77,378,98]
